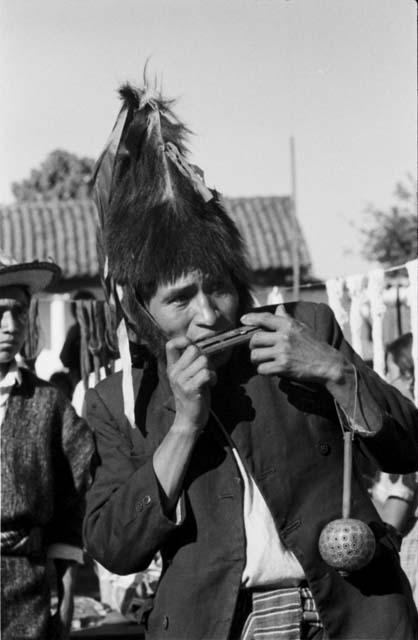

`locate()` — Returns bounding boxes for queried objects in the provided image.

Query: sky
[1,0,416,280]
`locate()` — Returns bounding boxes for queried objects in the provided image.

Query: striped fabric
[0,197,312,279]
[241,586,322,640]
[401,523,418,607]
[398,473,418,607]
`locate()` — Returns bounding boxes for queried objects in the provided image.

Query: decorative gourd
[318,432,375,574]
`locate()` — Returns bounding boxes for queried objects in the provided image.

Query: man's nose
[1,311,17,333]
[195,294,218,325]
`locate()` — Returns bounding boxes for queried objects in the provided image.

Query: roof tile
[0,197,311,279]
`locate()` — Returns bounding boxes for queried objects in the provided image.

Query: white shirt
[0,360,22,426]
[232,448,305,588]
[208,410,305,587]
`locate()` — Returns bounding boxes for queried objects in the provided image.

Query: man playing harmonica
[83,79,418,640]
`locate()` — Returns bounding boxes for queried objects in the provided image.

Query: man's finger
[166,336,192,367]
[190,367,217,390]
[256,360,286,376]
[182,354,212,380]
[240,311,283,331]
[250,330,279,348]
[274,304,289,317]
[250,346,277,364]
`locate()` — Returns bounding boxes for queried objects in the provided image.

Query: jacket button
[318,442,331,455]
[163,615,169,630]
[143,495,151,505]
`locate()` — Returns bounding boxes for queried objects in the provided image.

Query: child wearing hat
[0,252,93,640]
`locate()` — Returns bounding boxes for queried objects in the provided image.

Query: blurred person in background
[49,370,74,402]
[385,333,414,402]
[0,252,93,640]
[60,290,96,391]
[372,332,417,607]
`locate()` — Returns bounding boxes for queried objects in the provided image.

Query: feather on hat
[92,74,251,424]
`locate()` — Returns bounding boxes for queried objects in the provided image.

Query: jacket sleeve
[83,387,183,575]
[312,302,418,473]
[45,393,94,552]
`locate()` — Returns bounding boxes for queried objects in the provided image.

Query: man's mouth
[195,329,226,343]
[0,341,16,349]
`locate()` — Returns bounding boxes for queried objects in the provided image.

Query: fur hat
[92,76,251,359]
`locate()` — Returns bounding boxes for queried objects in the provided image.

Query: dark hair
[0,284,31,306]
[385,332,414,378]
[136,268,253,313]
[49,371,74,400]
[21,286,31,305]
[107,170,252,302]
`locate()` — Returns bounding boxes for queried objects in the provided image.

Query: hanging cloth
[367,269,386,378]
[346,274,367,358]
[406,259,418,405]
[325,277,350,335]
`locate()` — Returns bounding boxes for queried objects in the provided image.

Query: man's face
[146,270,239,364]
[0,286,29,366]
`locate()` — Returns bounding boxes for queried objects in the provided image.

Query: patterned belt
[0,527,43,557]
[240,586,323,640]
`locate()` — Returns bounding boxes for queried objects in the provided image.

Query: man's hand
[241,306,346,384]
[153,337,217,513]
[166,336,217,432]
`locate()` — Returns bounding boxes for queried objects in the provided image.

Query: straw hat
[0,251,61,293]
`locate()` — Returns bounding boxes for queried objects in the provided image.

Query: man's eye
[172,295,189,306]
[14,308,28,320]
[210,283,229,295]
[0,307,27,318]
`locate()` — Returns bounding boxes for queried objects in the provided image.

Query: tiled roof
[226,196,311,272]
[0,200,98,279]
[0,197,311,279]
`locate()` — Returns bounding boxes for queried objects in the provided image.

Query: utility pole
[290,136,300,299]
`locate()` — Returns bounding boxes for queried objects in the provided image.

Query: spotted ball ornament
[318,518,376,573]
[318,430,376,574]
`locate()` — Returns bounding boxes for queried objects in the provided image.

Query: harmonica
[195,325,260,355]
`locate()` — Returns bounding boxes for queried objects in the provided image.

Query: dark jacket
[84,302,418,639]
[1,367,94,640]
